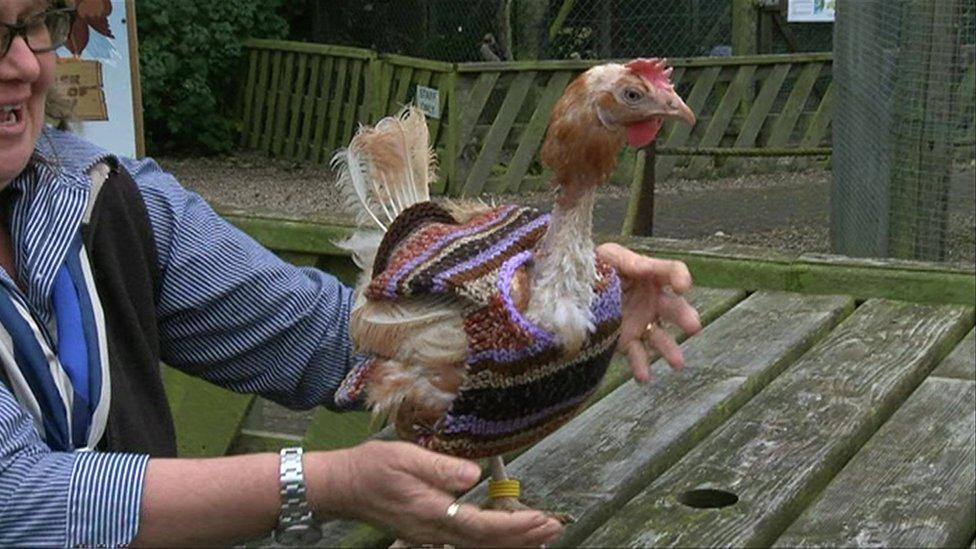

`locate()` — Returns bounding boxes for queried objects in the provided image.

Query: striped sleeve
[121,157,358,410]
[0,384,148,547]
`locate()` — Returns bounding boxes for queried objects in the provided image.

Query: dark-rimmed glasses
[0,8,75,60]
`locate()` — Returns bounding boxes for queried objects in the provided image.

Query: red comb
[625,58,674,89]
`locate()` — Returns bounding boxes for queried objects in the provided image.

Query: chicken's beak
[659,87,696,126]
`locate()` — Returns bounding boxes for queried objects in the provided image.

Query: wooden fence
[238,40,974,222]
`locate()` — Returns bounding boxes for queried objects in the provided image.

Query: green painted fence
[238,40,975,235]
[239,41,839,191]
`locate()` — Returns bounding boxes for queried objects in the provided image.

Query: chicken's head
[542,58,695,188]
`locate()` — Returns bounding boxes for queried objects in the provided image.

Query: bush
[137,1,289,154]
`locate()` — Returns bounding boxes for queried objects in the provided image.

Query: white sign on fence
[788,0,835,22]
[55,0,144,158]
[416,86,441,120]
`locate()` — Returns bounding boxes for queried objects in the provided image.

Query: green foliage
[137,0,289,154]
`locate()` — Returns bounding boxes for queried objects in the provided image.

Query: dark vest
[1,162,177,457]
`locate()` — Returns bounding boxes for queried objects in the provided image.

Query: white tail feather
[332,106,435,233]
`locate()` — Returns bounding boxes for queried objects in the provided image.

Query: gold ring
[446,501,462,519]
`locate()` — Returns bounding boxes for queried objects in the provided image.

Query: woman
[0,1,701,546]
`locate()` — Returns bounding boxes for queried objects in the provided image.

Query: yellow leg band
[488,479,521,499]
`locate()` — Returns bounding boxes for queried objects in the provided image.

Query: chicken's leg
[483,456,574,523]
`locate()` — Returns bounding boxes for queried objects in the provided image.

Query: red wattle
[626,119,662,148]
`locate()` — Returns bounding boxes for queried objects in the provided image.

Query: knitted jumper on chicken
[336,202,622,459]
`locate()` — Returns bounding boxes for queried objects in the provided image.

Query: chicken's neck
[524,181,599,355]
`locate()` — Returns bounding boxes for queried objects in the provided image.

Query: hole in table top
[677,488,739,509]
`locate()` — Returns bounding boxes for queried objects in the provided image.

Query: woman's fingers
[644,322,684,371]
[656,291,702,336]
[597,243,693,294]
[625,339,651,383]
[445,503,561,547]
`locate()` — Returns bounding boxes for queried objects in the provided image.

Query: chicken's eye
[623,88,644,103]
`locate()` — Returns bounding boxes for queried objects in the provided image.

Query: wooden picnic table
[309,288,975,548]
[155,214,973,547]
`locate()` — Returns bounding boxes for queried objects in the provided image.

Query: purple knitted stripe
[466,250,555,365]
[381,204,520,298]
[590,271,622,324]
[440,391,590,435]
[432,212,550,292]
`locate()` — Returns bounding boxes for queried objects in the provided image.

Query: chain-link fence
[832,0,976,262]
[291,0,838,62]
[546,0,731,59]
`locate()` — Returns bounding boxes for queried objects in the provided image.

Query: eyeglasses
[0,8,75,60]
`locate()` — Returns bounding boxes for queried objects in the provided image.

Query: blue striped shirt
[0,128,356,546]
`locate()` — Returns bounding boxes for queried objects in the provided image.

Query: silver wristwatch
[273,447,322,546]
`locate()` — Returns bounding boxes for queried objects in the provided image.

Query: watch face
[276,524,322,545]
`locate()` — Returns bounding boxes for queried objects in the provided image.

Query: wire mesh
[832,0,975,263]
[298,0,837,62]
[547,0,732,59]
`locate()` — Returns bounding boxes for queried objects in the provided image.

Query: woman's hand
[597,243,702,383]
[308,441,562,547]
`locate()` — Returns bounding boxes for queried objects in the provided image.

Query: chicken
[64,0,113,58]
[333,59,695,520]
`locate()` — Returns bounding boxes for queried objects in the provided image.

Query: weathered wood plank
[248,49,271,149]
[324,58,349,159]
[426,72,449,147]
[454,72,501,163]
[260,50,283,154]
[765,62,822,149]
[296,55,322,161]
[341,59,364,146]
[931,328,976,381]
[453,52,832,73]
[389,66,415,114]
[240,48,259,147]
[503,71,572,193]
[774,377,976,548]
[461,72,536,196]
[271,52,296,157]
[798,80,834,149]
[657,66,721,179]
[734,63,791,149]
[244,39,374,59]
[583,299,973,548]
[237,397,314,439]
[686,65,758,177]
[161,366,254,457]
[795,80,835,169]
[283,53,309,159]
[310,57,335,164]
[373,61,395,121]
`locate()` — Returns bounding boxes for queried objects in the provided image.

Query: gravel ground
[157,153,975,266]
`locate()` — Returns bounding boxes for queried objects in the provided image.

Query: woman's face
[0,0,56,188]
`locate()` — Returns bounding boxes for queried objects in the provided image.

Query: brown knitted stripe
[371,201,457,278]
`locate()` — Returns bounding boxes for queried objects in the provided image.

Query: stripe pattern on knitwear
[357,202,622,458]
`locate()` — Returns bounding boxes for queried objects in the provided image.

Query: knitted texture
[339,202,622,458]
